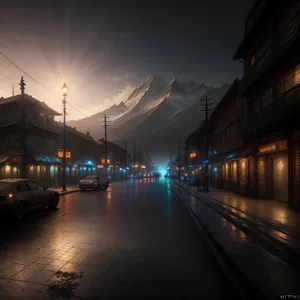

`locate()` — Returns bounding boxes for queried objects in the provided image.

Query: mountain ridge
[67,76,231,154]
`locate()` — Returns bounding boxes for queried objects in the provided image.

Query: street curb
[58,189,81,196]
[175,183,267,300]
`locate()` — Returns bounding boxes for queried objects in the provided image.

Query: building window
[232,162,237,181]
[283,11,300,44]
[240,161,246,181]
[262,88,273,107]
[250,98,262,115]
[250,37,271,69]
[225,163,229,180]
[279,63,300,96]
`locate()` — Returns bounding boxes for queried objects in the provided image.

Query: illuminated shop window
[12,167,18,177]
[225,163,229,180]
[258,159,264,176]
[240,161,246,181]
[50,165,55,178]
[232,162,237,181]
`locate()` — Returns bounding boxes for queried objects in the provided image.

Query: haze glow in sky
[0,0,253,120]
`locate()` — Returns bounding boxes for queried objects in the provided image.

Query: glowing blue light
[226,154,235,159]
[202,160,209,164]
[126,167,130,170]
[86,160,94,165]
[83,167,87,170]
[214,167,218,172]
[120,168,123,171]
[74,164,77,167]
[123,169,126,172]
[93,167,96,170]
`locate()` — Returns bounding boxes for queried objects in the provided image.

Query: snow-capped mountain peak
[67,75,231,154]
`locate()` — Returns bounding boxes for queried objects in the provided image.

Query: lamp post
[61,83,69,192]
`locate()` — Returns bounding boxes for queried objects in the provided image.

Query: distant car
[0,178,59,219]
[79,176,108,191]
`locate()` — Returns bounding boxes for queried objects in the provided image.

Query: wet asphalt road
[0,178,240,299]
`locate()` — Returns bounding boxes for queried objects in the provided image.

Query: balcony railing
[240,43,283,96]
[241,84,300,136]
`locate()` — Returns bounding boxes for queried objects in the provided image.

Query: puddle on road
[46,271,83,299]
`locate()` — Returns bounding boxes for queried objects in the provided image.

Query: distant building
[0,92,61,185]
[208,79,247,192]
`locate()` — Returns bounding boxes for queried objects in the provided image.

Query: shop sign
[101,158,111,164]
[58,149,71,158]
[258,140,287,154]
[8,149,23,155]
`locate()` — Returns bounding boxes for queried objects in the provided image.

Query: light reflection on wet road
[0,179,240,299]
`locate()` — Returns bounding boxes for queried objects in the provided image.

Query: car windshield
[85,176,97,180]
[0,182,12,191]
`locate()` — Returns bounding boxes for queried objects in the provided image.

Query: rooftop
[0,94,61,116]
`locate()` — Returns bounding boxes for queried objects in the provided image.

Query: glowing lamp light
[61,82,69,96]
[141,165,146,169]
[189,152,197,158]
[134,164,139,168]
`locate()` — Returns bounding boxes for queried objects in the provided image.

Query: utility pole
[102,114,110,180]
[139,149,142,176]
[20,76,27,179]
[124,140,128,178]
[133,143,136,177]
[200,96,214,191]
[178,140,181,183]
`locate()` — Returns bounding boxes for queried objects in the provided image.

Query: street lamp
[61,82,69,191]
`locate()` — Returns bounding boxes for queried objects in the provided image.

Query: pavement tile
[43,259,69,272]
[0,263,27,279]
[59,251,78,262]
[69,251,88,264]
[0,278,10,288]
[34,258,53,265]
[14,281,51,300]
[12,263,45,281]
[75,259,111,277]
[59,262,80,273]
[48,250,65,260]
[27,270,56,284]
[11,254,37,265]
[0,279,28,300]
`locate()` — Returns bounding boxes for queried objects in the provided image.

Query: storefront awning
[32,154,61,164]
[74,159,96,166]
[209,148,252,164]
[0,155,10,164]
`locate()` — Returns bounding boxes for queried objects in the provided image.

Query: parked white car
[79,176,109,191]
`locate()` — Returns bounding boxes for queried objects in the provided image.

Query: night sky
[0,0,253,119]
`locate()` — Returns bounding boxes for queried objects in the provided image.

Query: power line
[0,51,94,118]
[0,51,52,92]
